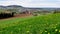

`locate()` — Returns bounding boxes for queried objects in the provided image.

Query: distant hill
[0,5,24,9]
[0,5,60,12]
[0,5,23,8]
[7,5,22,7]
[0,5,25,12]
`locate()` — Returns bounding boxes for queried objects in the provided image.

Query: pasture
[0,13,60,34]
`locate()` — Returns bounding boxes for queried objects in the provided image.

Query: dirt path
[0,14,32,20]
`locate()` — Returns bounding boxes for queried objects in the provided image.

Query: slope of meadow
[0,14,60,34]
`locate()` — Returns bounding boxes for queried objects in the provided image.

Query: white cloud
[22,3,60,8]
[0,0,60,7]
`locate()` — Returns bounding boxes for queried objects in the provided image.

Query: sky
[0,0,60,8]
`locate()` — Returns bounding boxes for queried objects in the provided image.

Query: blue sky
[0,0,60,8]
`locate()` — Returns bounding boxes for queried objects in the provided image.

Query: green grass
[0,13,60,34]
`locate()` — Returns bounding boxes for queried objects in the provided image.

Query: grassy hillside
[0,14,60,34]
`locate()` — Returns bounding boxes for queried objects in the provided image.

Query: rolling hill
[0,14,60,34]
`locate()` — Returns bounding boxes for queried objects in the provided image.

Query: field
[0,13,60,34]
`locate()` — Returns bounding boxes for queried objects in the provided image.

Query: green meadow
[0,14,60,34]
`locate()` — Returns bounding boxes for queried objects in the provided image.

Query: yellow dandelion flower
[59,30,60,32]
[55,29,58,32]
[46,23,48,24]
[48,33,50,34]
[10,31,13,34]
[54,26,56,28]
[45,31,47,32]
[44,24,46,25]
[30,33,32,34]
[40,32,42,34]
[56,24,57,25]
[27,31,30,33]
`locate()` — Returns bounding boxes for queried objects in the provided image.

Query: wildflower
[45,31,47,32]
[10,31,13,34]
[46,23,48,25]
[59,30,60,32]
[48,32,50,34]
[41,32,42,33]
[30,33,32,34]
[54,26,56,28]
[56,24,57,25]
[27,31,30,33]
[55,29,58,32]
[44,24,46,25]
